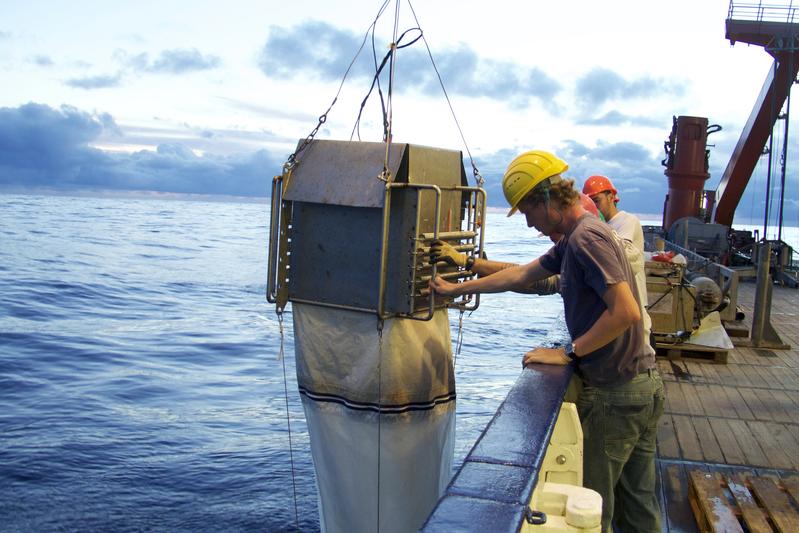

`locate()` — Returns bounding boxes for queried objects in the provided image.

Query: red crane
[713,2,799,227]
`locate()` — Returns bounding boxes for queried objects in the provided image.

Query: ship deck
[657,281,799,532]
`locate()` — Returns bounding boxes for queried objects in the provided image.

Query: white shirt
[609,211,653,351]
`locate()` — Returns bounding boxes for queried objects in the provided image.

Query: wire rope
[277,311,300,530]
[406,0,483,187]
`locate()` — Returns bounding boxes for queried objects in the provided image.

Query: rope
[406,0,484,188]
[376,317,385,532]
[286,0,391,168]
[455,308,465,365]
[278,310,300,530]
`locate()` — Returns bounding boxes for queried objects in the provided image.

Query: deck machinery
[660,2,799,288]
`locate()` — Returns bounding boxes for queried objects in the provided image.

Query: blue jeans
[576,369,664,533]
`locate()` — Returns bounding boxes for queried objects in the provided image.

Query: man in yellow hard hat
[430,150,663,533]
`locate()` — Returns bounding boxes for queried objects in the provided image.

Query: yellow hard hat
[502,150,569,216]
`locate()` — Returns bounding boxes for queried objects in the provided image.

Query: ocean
[0,193,568,532]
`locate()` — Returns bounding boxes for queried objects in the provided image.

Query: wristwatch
[464,255,476,271]
[563,342,579,363]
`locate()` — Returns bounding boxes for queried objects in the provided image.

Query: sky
[1,0,797,228]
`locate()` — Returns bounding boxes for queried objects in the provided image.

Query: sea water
[0,193,566,532]
[4,193,795,531]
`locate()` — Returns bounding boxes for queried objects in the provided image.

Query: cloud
[472,140,671,214]
[116,48,221,74]
[62,47,221,91]
[0,30,10,39]
[575,67,684,109]
[0,103,278,196]
[216,96,318,122]
[65,73,123,89]
[576,110,663,127]
[146,48,221,74]
[31,55,54,67]
[258,21,562,104]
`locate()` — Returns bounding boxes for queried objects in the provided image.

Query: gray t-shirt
[539,214,655,387]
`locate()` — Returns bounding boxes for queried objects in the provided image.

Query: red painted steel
[663,116,711,231]
[713,14,799,226]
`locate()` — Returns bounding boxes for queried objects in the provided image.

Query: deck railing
[421,363,576,532]
[728,1,799,23]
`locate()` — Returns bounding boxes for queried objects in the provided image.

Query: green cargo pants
[575,369,665,533]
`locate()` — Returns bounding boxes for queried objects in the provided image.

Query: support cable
[376,317,385,532]
[277,311,301,530]
[286,0,391,168]
[777,52,793,243]
[764,58,777,240]
[406,0,484,188]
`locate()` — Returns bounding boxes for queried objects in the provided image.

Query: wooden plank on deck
[726,419,769,467]
[781,475,799,506]
[748,421,796,471]
[681,382,706,416]
[726,472,772,533]
[657,414,680,459]
[688,470,743,532]
[692,417,725,464]
[748,476,799,532]
[708,418,747,466]
[673,414,703,461]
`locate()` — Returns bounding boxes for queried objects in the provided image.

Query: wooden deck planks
[657,414,680,459]
[692,417,725,464]
[657,283,799,531]
[747,421,796,471]
[725,419,770,468]
[673,414,704,462]
[688,470,743,532]
[708,418,747,466]
[726,472,773,533]
[681,382,706,416]
[748,476,799,532]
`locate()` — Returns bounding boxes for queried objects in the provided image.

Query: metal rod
[415,243,476,257]
[420,230,477,240]
[418,271,467,283]
[266,175,283,303]
[377,182,441,321]
[376,183,393,319]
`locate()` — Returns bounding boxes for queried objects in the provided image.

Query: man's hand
[522,347,571,367]
[429,239,467,267]
[429,275,460,296]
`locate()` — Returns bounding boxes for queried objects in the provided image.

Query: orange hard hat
[579,193,600,218]
[582,175,617,197]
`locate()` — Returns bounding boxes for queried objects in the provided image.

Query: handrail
[728,1,799,24]
[421,362,575,532]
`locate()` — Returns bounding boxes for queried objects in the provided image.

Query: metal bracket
[377,182,442,321]
[267,172,291,312]
[525,509,547,525]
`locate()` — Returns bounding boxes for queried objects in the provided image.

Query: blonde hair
[522,177,579,210]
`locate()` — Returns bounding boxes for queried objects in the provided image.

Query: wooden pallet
[655,342,728,364]
[689,470,799,532]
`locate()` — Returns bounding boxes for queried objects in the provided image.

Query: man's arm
[571,280,641,355]
[428,240,560,295]
[522,280,641,366]
[430,258,555,297]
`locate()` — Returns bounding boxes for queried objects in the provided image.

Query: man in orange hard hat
[583,175,653,348]
[431,150,663,533]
